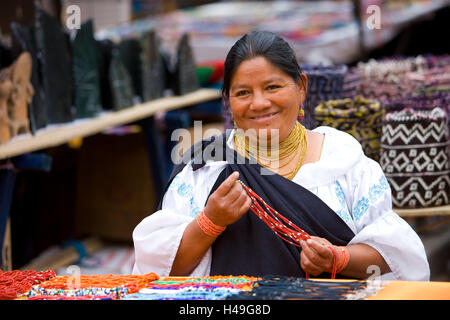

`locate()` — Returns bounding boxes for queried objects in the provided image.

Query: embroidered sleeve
[132,161,226,277]
[346,156,430,281]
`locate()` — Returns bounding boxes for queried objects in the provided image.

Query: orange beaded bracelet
[335,246,350,274]
[196,209,226,238]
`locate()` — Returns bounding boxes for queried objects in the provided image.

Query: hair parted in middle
[222,30,306,102]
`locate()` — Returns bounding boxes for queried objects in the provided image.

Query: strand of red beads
[238,180,343,279]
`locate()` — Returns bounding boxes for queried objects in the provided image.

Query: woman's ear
[297,73,308,102]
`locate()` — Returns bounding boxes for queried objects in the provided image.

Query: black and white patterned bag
[380,107,449,208]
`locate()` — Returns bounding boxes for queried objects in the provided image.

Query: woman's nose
[249,91,270,110]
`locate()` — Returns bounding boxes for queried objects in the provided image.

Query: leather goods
[109,47,134,110]
[118,38,142,101]
[0,68,13,143]
[0,52,34,143]
[35,6,74,124]
[96,39,114,110]
[140,30,165,102]
[11,22,47,132]
[71,20,102,118]
[172,33,199,96]
[0,41,13,69]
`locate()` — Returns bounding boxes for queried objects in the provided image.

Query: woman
[132,31,429,280]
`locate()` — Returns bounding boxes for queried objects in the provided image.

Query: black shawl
[158,133,355,278]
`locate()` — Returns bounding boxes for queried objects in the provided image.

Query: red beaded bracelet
[196,210,226,238]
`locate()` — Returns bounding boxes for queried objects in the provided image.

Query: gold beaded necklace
[234,122,308,180]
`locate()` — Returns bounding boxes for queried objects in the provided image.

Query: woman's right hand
[203,171,252,227]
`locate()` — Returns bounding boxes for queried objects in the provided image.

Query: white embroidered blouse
[132,126,430,281]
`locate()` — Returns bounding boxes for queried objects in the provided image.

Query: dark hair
[222,31,304,100]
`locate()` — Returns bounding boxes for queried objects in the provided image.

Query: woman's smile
[229,56,306,140]
[249,111,279,123]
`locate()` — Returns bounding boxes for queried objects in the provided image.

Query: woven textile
[300,64,348,130]
[342,69,361,99]
[380,107,450,208]
[359,79,419,105]
[356,56,428,81]
[408,66,450,109]
[314,96,384,161]
[356,56,428,104]
[425,54,450,69]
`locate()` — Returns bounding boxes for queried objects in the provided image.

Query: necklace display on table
[234,121,308,180]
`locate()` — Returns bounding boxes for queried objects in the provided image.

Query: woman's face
[229,56,307,142]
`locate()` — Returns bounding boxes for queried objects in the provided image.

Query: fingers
[300,250,322,276]
[300,239,333,276]
[240,193,252,214]
[215,171,240,197]
[232,186,252,215]
[227,179,246,203]
[307,239,333,259]
[310,236,332,247]
[205,172,250,226]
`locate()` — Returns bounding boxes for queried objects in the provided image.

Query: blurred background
[0,0,448,280]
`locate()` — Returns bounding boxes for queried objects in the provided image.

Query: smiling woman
[229,57,303,138]
[132,31,430,282]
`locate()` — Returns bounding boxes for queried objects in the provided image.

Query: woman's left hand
[300,236,335,277]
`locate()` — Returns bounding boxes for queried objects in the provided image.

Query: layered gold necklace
[234,121,308,180]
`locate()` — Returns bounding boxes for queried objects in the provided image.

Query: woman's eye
[235,90,249,97]
[266,85,281,90]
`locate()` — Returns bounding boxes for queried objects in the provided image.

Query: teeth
[253,113,275,119]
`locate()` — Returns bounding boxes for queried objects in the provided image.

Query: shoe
[71,20,102,118]
[140,30,166,102]
[35,6,74,124]
[10,22,47,133]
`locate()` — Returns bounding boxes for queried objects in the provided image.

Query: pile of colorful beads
[27,272,159,300]
[0,269,56,300]
[124,275,258,300]
[27,295,115,300]
[28,285,129,300]
[225,275,378,300]
[124,286,242,300]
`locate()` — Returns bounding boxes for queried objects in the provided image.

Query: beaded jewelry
[238,180,350,279]
[0,269,56,300]
[196,209,226,237]
[234,121,308,180]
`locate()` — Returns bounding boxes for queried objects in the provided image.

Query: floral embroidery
[168,175,182,190]
[168,177,202,217]
[368,184,385,203]
[177,183,193,198]
[379,175,389,190]
[189,197,202,218]
[334,181,351,223]
[353,197,369,220]
[190,206,202,218]
[352,175,390,220]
